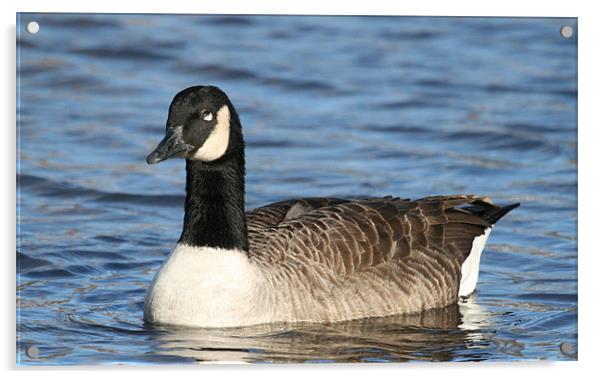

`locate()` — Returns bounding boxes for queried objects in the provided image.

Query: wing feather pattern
[245,195,517,321]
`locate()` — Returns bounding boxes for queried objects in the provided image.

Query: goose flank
[143,85,519,328]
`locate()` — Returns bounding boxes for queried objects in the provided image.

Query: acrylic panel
[16,14,577,364]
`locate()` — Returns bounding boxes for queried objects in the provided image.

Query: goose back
[245,195,514,322]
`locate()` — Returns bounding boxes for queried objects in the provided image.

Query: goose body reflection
[147,303,493,363]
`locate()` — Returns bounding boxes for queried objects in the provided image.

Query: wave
[17,174,184,207]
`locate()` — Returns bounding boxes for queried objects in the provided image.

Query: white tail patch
[458,227,491,298]
[192,105,231,162]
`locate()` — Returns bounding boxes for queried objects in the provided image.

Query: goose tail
[484,202,520,225]
[461,200,520,226]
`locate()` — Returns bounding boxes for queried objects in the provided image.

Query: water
[16,14,577,364]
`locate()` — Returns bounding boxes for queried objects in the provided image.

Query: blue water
[16,14,577,364]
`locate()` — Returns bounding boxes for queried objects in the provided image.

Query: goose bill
[146,125,193,164]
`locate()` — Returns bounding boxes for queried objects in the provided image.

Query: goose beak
[146,125,192,164]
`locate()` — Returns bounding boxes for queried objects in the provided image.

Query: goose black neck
[178,151,248,252]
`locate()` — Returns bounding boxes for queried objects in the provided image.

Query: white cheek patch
[192,105,230,162]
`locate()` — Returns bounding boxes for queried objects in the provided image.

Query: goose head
[146,85,241,165]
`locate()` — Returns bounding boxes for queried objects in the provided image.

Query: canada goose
[143,85,519,328]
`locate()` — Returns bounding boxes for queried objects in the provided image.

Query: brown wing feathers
[246,197,349,230]
[245,195,518,316]
[247,195,518,273]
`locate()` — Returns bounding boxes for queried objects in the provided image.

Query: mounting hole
[25,345,39,359]
[560,25,573,39]
[26,21,40,34]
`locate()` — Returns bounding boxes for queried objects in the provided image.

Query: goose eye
[201,110,213,122]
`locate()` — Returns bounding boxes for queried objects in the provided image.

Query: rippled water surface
[16,14,577,364]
